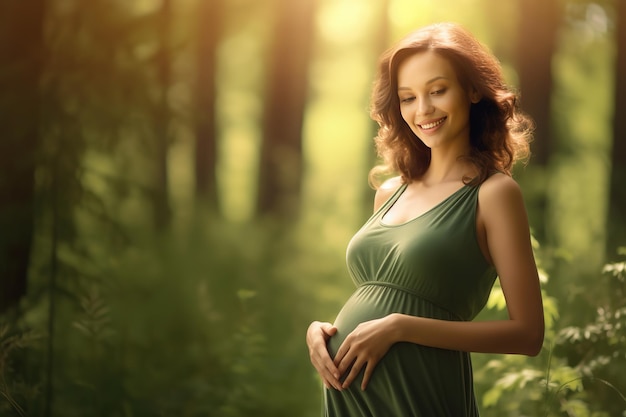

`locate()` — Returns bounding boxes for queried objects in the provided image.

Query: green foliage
[12,219,624,417]
[1,0,624,416]
[1,211,343,416]
[0,322,40,417]
[474,245,626,417]
[553,251,626,416]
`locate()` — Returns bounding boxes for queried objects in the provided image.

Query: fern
[72,285,113,343]
[0,322,39,417]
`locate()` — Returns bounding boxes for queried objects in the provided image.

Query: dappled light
[0,0,625,416]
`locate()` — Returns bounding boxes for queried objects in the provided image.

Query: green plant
[472,241,626,416]
[554,249,626,416]
[0,321,40,417]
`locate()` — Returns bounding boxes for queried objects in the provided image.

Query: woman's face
[396,51,475,151]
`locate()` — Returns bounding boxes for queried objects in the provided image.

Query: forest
[0,0,625,415]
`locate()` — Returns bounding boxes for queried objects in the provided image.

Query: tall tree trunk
[515,0,561,243]
[516,0,560,166]
[608,0,626,255]
[194,0,221,208]
[154,0,172,230]
[361,0,392,217]
[256,0,316,218]
[0,0,44,313]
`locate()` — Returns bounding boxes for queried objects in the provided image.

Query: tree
[516,0,561,166]
[193,0,222,209]
[608,0,626,254]
[514,0,562,244]
[0,0,44,313]
[361,0,392,219]
[153,0,173,230]
[256,0,316,218]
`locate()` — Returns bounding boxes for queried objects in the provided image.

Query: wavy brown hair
[369,22,534,188]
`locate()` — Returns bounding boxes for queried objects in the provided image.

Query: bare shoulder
[478,173,528,226]
[373,176,403,213]
[479,173,523,202]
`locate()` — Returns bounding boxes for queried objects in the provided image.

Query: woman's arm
[391,175,544,353]
[333,174,544,390]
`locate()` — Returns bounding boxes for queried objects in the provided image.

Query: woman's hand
[306,321,342,390]
[333,315,397,390]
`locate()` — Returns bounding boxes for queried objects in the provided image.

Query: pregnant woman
[306,22,545,416]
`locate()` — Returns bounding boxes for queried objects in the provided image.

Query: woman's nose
[416,96,434,116]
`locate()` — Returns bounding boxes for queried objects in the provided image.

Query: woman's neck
[421,145,474,185]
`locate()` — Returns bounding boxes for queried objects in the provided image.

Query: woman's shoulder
[479,172,522,197]
[373,176,404,212]
[478,172,526,218]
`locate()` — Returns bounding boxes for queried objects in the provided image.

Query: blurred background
[0,0,625,415]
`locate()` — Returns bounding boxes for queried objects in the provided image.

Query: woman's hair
[369,22,534,188]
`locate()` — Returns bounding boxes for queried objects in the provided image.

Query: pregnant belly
[327,283,459,357]
[328,284,416,357]
[325,284,474,410]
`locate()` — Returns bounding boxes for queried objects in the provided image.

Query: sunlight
[317,0,374,44]
[389,0,433,31]
[215,28,267,222]
[219,127,259,222]
[388,0,495,44]
[127,0,162,15]
[566,2,610,42]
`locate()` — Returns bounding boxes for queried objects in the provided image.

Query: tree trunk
[193,0,222,208]
[154,0,172,230]
[608,0,626,255]
[256,0,316,218]
[516,0,560,166]
[515,0,561,244]
[361,0,392,217]
[0,0,44,313]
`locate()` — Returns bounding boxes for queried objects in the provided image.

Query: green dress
[324,182,497,416]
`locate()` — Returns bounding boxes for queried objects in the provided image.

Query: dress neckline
[379,183,471,228]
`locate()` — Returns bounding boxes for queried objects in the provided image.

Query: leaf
[236,289,256,301]
[485,359,503,370]
[602,261,626,282]
[518,369,544,388]
[496,372,520,389]
[486,285,506,311]
[551,366,584,393]
[559,398,591,416]
[482,386,502,408]
[542,293,559,331]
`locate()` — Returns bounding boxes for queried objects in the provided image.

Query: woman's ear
[470,88,481,103]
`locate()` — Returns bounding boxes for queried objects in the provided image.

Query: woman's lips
[419,117,446,130]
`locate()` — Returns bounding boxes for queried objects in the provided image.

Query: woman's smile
[418,116,447,131]
[397,50,473,149]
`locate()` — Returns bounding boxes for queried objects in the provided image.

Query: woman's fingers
[334,338,360,389]
[308,319,390,391]
[334,333,356,375]
[333,319,392,389]
[313,348,342,390]
[320,322,338,337]
[340,355,362,389]
[361,360,377,390]
[338,351,380,390]
[307,321,342,390]
[333,330,353,371]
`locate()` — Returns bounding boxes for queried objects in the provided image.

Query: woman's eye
[431,88,446,95]
[400,97,415,103]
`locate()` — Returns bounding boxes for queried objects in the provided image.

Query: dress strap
[374,183,407,218]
